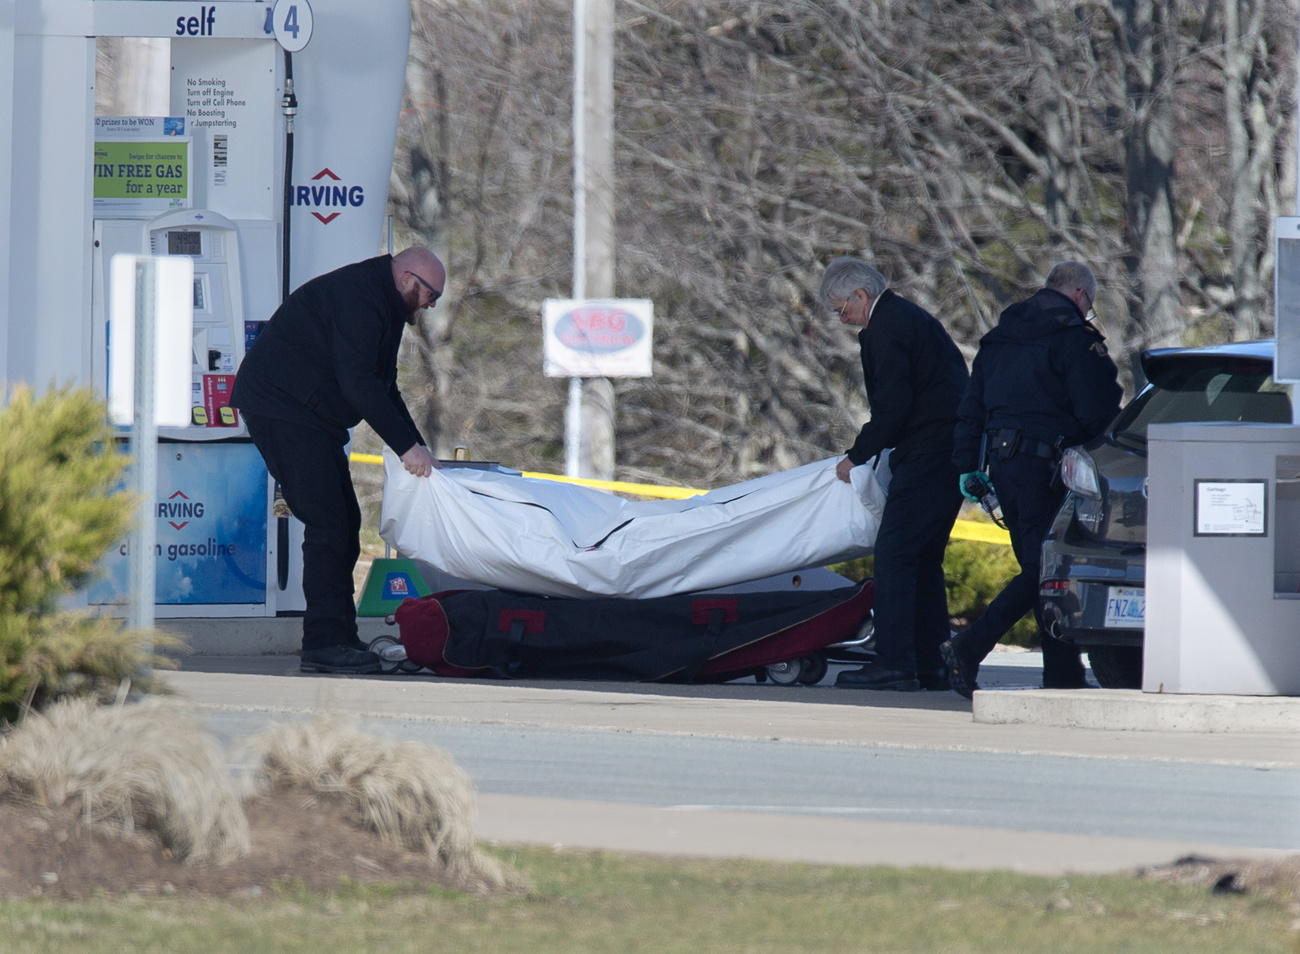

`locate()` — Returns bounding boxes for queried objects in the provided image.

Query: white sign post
[543,298,653,477]
[109,254,194,635]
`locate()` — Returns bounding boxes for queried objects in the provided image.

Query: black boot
[940,633,982,699]
[300,645,382,674]
[834,663,920,691]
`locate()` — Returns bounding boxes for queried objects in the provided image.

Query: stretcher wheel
[367,633,422,674]
[797,653,828,685]
[765,659,803,686]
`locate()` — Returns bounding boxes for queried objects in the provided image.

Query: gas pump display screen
[167,230,203,256]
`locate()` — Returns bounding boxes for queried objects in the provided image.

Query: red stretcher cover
[393,580,873,682]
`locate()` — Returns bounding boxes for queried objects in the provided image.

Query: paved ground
[160,649,1300,875]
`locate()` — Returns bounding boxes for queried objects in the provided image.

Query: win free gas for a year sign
[94,117,192,217]
[542,299,654,377]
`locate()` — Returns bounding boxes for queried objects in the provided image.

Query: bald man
[232,248,444,673]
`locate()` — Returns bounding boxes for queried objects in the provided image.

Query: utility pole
[568,0,615,480]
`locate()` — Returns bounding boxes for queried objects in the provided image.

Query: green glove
[959,472,988,503]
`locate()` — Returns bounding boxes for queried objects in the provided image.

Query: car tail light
[1040,579,1069,594]
[1060,447,1101,497]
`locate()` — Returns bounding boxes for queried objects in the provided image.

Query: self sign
[175,6,217,36]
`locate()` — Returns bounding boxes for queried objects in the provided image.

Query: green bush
[943,537,1037,647]
[0,386,177,724]
[829,510,1038,648]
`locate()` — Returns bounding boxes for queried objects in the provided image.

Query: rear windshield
[1114,361,1291,443]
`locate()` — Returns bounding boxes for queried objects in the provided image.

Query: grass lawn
[2,844,1294,954]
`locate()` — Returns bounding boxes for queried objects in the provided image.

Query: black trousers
[962,453,1085,686]
[244,413,362,651]
[870,452,963,677]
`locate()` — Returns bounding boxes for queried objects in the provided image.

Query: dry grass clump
[0,697,250,865]
[253,717,526,894]
[0,701,523,897]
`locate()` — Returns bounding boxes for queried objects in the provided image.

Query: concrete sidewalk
[160,615,1300,736]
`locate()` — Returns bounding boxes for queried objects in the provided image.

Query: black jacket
[952,288,1122,473]
[231,255,423,455]
[846,289,969,465]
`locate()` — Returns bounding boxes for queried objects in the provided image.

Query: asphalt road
[165,653,1300,874]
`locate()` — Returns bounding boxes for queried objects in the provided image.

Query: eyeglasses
[407,270,442,305]
[1080,287,1093,315]
[831,300,851,319]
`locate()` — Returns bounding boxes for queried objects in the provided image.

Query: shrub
[0,386,177,723]
[943,536,1037,647]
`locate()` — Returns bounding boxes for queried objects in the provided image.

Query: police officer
[942,261,1121,697]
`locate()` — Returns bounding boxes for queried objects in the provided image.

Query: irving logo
[292,168,365,224]
[158,490,204,530]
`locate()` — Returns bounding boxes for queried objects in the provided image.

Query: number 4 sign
[272,0,314,52]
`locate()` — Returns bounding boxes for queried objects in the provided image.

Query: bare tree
[1211,0,1296,341]
[376,0,1296,496]
[1111,0,1182,353]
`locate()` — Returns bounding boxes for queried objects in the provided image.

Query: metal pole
[568,0,615,479]
[567,0,589,478]
[128,258,158,635]
[565,376,583,476]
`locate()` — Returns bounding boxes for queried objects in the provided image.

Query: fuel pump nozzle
[281,74,297,133]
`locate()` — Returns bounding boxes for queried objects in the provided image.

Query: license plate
[1104,586,1145,628]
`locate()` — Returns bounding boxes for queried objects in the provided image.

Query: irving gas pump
[1,0,411,620]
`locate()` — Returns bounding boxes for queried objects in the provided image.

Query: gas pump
[2,0,412,622]
[88,202,277,616]
[145,209,248,429]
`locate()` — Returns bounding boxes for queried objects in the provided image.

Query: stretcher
[376,579,876,684]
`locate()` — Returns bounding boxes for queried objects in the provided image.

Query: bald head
[392,247,446,317]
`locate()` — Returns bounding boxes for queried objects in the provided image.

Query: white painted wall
[0,0,14,388]
[9,30,96,391]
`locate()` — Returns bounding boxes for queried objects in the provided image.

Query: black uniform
[951,287,1121,685]
[232,255,424,652]
[848,290,969,680]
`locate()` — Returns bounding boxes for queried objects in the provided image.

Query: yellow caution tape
[518,471,703,500]
[950,518,1011,546]
[349,452,1011,545]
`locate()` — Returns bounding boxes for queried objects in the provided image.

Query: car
[1038,340,1290,688]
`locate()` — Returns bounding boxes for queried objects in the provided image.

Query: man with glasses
[232,247,445,673]
[820,256,969,691]
[942,261,1121,698]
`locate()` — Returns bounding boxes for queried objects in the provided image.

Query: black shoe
[300,645,382,674]
[918,668,949,691]
[834,664,920,691]
[940,635,981,699]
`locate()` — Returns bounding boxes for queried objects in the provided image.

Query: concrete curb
[974,687,1300,733]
